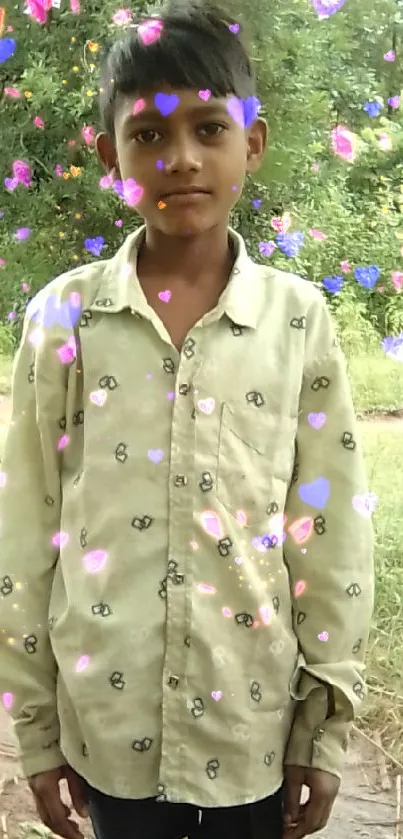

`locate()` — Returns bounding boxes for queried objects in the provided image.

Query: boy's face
[96,86,267,237]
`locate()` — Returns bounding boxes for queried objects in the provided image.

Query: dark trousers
[87,782,284,839]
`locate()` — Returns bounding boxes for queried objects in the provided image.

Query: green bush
[1,0,403,351]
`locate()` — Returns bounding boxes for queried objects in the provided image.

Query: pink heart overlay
[158,289,171,303]
[294,580,306,597]
[57,434,70,451]
[201,511,222,539]
[352,493,378,518]
[259,605,271,625]
[211,691,223,701]
[90,390,107,407]
[76,655,90,673]
[83,549,107,574]
[148,449,164,464]
[198,397,215,414]
[308,412,326,429]
[2,692,13,711]
[271,214,291,233]
[137,19,163,46]
[133,98,146,116]
[52,530,69,549]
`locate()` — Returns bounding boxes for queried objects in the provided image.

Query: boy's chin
[144,211,220,238]
[143,208,229,238]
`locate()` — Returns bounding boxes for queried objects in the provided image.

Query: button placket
[160,345,196,799]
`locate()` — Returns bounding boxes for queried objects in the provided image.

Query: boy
[0,1,374,838]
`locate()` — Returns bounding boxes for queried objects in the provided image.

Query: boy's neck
[137,222,235,290]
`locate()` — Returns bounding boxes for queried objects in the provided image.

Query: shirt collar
[88,224,265,329]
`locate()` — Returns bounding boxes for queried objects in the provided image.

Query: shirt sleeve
[283,290,375,780]
[0,306,69,777]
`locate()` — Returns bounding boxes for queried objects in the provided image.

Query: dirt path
[0,393,402,837]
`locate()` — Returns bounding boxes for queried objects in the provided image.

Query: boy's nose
[164,145,202,174]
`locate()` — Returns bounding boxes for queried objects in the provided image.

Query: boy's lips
[160,186,211,198]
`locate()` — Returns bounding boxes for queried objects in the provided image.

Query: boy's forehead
[115,87,232,128]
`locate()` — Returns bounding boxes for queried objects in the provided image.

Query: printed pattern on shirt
[0,225,374,806]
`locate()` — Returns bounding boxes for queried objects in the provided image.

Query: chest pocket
[216,403,297,524]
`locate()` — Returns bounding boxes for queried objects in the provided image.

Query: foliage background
[1,0,403,354]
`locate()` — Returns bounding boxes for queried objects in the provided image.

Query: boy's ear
[95,132,120,178]
[246,117,268,175]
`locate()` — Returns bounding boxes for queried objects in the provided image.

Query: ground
[0,393,401,839]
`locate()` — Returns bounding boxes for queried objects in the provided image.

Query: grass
[357,425,403,766]
[0,353,12,394]
[348,351,403,415]
[19,825,54,838]
[0,347,403,771]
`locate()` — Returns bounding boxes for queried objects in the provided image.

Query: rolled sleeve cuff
[18,742,66,780]
[284,688,352,780]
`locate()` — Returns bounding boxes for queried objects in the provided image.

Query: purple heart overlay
[15,227,31,241]
[310,0,346,17]
[4,178,18,192]
[155,92,180,117]
[148,449,164,464]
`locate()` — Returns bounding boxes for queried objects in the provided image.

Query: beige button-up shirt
[0,225,374,806]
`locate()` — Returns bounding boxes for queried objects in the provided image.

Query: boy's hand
[27,764,90,839]
[283,765,340,838]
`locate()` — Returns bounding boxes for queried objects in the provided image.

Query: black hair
[99,0,256,142]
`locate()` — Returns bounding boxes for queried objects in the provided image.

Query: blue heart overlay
[323,275,344,294]
[27,293,82,330]
[298,477,330,509]
[0,38,16,65]
[354,265,380,289]
[85,237,105,257]
[382,333,403,361]
[276,231,304,257]
[243,96,261,127]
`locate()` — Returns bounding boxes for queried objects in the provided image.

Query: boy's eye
[134,129,161,144]
[132,123,228,145]
[198,122,227,136]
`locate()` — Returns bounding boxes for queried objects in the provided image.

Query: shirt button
[179,384,190,395]
[174,475,188,487]
[167,675,180,689]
